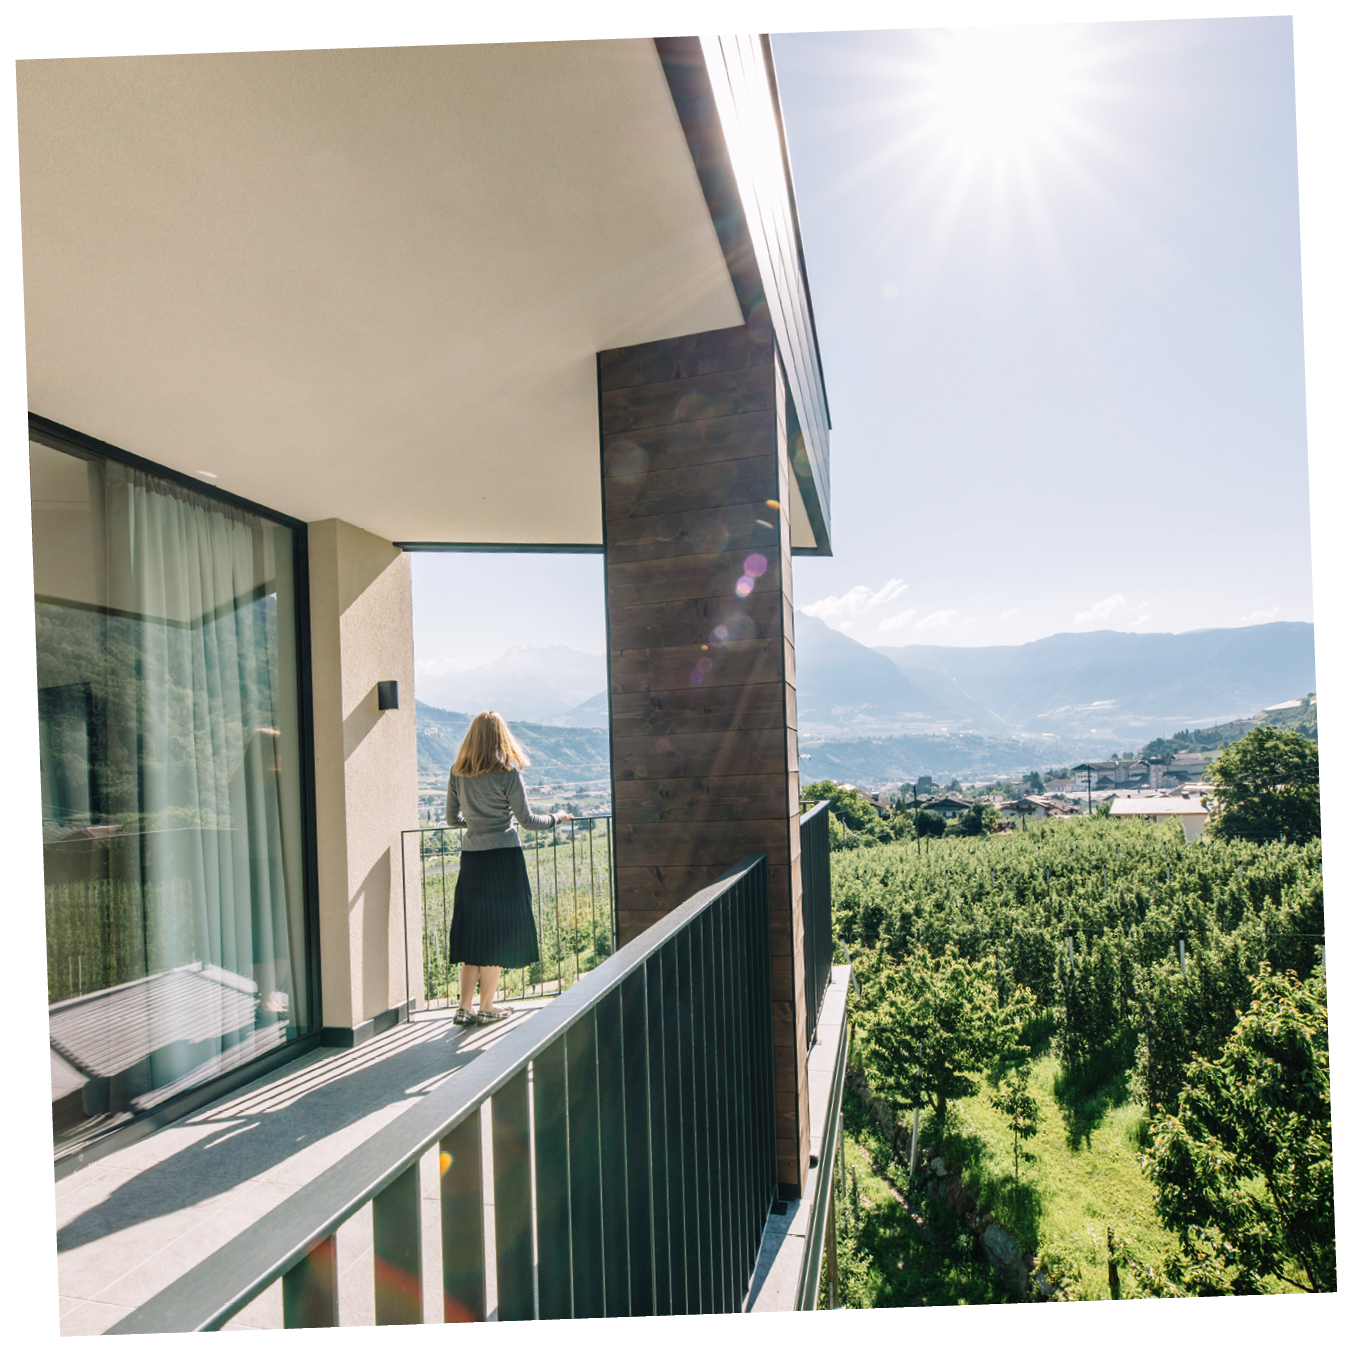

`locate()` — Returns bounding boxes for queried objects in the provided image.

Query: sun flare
[918,27,1084,166]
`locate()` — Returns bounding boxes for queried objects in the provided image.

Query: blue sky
[778,16,1311,649]
[414,15,1313,672]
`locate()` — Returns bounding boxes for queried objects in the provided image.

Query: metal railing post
[620,966,654,1315]
[372,1162,423,1324]
[281,1235,338,1328]
[440,1110,486,1322]
[565,1011,606,1317]
[596,986,631,1316]
[533,1035,573,1319]
[667,934,694,1314]
[491,1069,534,1321]
[646,951,674,1315]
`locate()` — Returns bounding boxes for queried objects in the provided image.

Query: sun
[917,26,1085,168]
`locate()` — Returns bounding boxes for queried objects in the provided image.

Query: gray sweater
[444,768,557,851]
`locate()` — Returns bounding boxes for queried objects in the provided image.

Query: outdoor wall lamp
[377,681,399,711]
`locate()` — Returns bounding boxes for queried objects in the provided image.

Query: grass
[834,1092,1012,1308]
[838,1042,1183,1304]
[940,1049,1176,1299]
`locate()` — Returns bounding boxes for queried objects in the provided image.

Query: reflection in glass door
[31,435,313,1155]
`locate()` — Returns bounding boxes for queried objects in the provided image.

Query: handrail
[110,852,774,1332]
[799,800,832,1047]
[795,981,849,1309]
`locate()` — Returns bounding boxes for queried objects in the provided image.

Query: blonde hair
[452,711,531,777]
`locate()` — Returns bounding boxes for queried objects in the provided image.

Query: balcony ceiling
[18,40,745,543]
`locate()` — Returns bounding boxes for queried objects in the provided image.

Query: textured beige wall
[308,519,419,1031]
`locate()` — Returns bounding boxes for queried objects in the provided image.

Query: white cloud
[1240,608,1280,624]
[802,586,869,618]
[1000,608,1020,620]
[917,609,959,630]
[1074,593,1126,625]
[881,281,899,300]
[878,609,917,632]
[870,578,909,608]
[802,578,908,621]
[1129,613,1153,627]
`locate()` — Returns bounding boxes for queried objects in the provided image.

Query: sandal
[475,1006,512,1025]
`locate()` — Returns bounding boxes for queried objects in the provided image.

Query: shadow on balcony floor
[54,1004,541,1333]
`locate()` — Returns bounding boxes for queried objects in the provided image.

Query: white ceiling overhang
[19,40,747,545]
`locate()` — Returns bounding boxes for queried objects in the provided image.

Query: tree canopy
[1139,964,1333,1294]
[854,943,1034,1120]
[915,809,946,838]
[956,802,1000,836]
[1206,725,1320,845]
[804,778,915,851]
[990,1063,1039,1180]
[802,778,880,831]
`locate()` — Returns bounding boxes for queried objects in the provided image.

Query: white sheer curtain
[73,458,306,1102]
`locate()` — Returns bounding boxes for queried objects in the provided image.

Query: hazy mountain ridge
[792,613,942,731]
[412,622,1315,788]
[875,623,1316,733]
[538,691,609,727]
[415,701,609,783]
[415,645,606,723]
[799,731,1076,786]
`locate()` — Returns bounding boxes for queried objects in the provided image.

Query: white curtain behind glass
[94,459,301,1086]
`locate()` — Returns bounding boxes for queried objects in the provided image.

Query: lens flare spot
[696,657,714,673]
[439,1152,453,1177]
[654,738,673,754]
[743,553,768,578]
[711,625,729,645]
[765,500,781,510]
[689,669,705,685]
[735,576,754,598]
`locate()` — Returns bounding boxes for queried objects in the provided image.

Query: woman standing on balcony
[444,711,571,1026]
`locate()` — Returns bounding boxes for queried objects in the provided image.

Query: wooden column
[599,320,809,1195]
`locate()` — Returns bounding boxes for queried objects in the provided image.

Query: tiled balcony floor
[53,1004,541,1335]
[53,973,852,1332]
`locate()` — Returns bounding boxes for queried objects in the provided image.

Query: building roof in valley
[1008,795,1076,815]
[1109,798,1209,818]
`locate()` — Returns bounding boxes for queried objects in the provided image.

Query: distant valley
[795,614,1315,745]
[413,618,1316,787]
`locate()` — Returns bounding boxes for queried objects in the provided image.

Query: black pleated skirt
[447,846,541,968]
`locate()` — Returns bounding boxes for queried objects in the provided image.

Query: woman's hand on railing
[555,812,573,823]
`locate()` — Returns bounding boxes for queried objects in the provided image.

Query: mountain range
[414,645,605,724]
[412,619,1316,783]
[872,620,1316,745]
[792,613,1314,742]
[415,701,610,784]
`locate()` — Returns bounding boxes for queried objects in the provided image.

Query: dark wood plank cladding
[600,320,810,1195]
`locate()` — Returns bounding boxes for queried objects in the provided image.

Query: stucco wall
[308,519,419,1032]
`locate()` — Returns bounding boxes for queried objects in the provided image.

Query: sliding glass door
[31,431,314,1155]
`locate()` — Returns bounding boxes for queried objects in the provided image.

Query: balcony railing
[109,853,777,1331]
[402,817,616,1007]
[799,800,832,1048]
